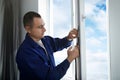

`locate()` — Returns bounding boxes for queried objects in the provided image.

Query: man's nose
[43,27,46,32]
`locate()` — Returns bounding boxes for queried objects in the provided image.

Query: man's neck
[28,34,41,42]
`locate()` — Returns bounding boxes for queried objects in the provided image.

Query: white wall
[109,0,120,79]
[20,0,38,40]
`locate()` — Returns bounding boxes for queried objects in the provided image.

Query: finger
[75,45,79,48]
[70,31,77,36]
[71,30,78,35]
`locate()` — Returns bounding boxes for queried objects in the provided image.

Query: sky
[52,0,108,80]
[85,0,108,80]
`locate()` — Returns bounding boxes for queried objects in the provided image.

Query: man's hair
[23,11,41,28]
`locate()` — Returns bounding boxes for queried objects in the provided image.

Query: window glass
[85,0,109,80]
[52,0,75,80]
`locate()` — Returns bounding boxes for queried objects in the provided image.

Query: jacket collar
[25,33,41,48]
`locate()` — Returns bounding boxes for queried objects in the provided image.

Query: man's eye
[38,26,43,28]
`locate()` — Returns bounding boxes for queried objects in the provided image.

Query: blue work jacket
[16,33,72,80]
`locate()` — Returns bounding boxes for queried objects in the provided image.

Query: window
[38,0,109,80]
[52,0,75,80]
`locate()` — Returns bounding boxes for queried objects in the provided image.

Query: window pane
[52,0,75,80]
[85,0,109,80]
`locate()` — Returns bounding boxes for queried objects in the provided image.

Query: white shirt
[37,40,48,56]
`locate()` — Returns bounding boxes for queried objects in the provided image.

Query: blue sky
[52,0,108,80]
[85,0,108,80]
[85,0,107,60]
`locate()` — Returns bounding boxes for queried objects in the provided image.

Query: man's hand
[67,46,79,63]
[67,28,78,41]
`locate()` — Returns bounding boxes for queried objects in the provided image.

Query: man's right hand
[67,46,79,63]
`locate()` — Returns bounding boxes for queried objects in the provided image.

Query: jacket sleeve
[45,36,72,52]
[47,59,70,80]
[16,48,70,80]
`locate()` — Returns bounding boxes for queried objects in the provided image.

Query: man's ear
[25,26,31,33]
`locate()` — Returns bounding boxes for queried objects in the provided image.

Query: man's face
[26,17,46,41]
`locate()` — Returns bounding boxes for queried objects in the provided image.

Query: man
[16,11,79,80]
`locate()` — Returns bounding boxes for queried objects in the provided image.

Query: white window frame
[73,0,86,80]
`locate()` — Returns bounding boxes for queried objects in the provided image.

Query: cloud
[85,0,105,6]
[85,3,108,51]
[85,1,108,79]
[85,0,107,33]
[86,37,103,48]
[85,27,95,37]
[85,2,95,16]
[86,49,109,80]
[99,36,107,41]
[93,9,107,33]
[86,36,108,53]
[86,49,108,62]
